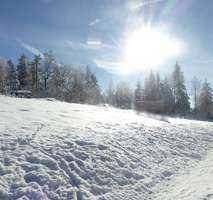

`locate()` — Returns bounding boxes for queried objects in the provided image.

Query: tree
[160,77,175,113]
[6,60,18,94]
[106,78,115,105]
[191,76,201,114]
[17,54,28,90]
[143,71,160,102]
[84,66,101,104]
[43,51,56,93]
[115,82,132,109]
[144,71,156,101]
[155,73,161,100]
[172,62,190,115]
[134,80,143,111]
[70,68,86,103]
[198,80,213,118]
[0,59,7,94]
[31,55,42,91]
[141,72,165,113]
[60,64,75,102]
[0,51,105,105]
[48,65,64,99]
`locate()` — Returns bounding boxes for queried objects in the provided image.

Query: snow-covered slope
[154,150,213,200]
[0,95,213,200]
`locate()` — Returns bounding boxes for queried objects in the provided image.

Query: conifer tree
[71,68,85,103]
[143,71,160,101]
[17,54,28,90]
[160,77,175,113]
[84,66,101,104]
[43,51,56,93]
[191,76,201,114]
[48,65,64,99]
[32,55,42,91]
[6,60,18,94]
[134,80,143,111]
[115,82,132,109]
[198,80,213,118]
[172,62,190,115]
[106,78,115,105]
[0,59,7,94]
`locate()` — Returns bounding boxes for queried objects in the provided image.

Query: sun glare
[121,26,183,73]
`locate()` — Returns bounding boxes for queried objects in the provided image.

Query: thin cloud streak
[128,0,165,11]
[17,40,44,58]
[88,18,101,26]
[94,59,120,71]
[66,39,115,51]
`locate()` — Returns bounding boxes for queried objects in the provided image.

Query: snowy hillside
[0,95,213,200]
[154,150,213,200]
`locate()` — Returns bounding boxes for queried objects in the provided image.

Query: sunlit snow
[0,95,213,199]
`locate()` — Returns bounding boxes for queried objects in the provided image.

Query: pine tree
[141,72,164,113]
[144,71,160,101]
[144,71,156,101]
[43,51,56,93]
[198,80,213,118]
[32,55,42,91]
[0,59,7,94]
[191,76,201,114]
[134,80,143,111]
[160,77,175,113]
[59,64,74,102]
[17,54,28,90]
[90,73,101,104]
[84,66,101,104]
[106,78,115,105]
[6,60,18,94]
[172,62,190,115]
[71,68,85,103]
[84,66,92,101]
[48,65,64,99]
[115,82,132,109]
[155,73,161,100]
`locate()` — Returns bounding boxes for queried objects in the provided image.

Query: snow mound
[0,95,213,199]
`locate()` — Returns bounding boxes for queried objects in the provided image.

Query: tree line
[0,52,212,119]
[0,51,102,104]
[105,62,213,119]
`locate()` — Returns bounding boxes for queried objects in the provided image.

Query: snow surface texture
[0,95,213,200]
[154,151,213,200]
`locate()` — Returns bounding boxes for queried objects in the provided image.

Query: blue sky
[0,0,212,90]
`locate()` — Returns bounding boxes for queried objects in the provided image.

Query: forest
[0,52,212,119]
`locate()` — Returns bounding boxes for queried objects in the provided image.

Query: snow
[154,151,213,200]
[0,95,213,200]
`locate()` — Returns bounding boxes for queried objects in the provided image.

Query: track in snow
[0,95,213,200]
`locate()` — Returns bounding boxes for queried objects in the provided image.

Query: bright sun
[121,26,182,73]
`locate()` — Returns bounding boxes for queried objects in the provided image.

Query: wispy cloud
[66,39,114,51]
[94,59,122,73]
[94,59,132,74]
[17,40,44,58]
[66,40,88,50]
[88,18,101,26]
[94,56,159,74]
[128,0,165,11]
